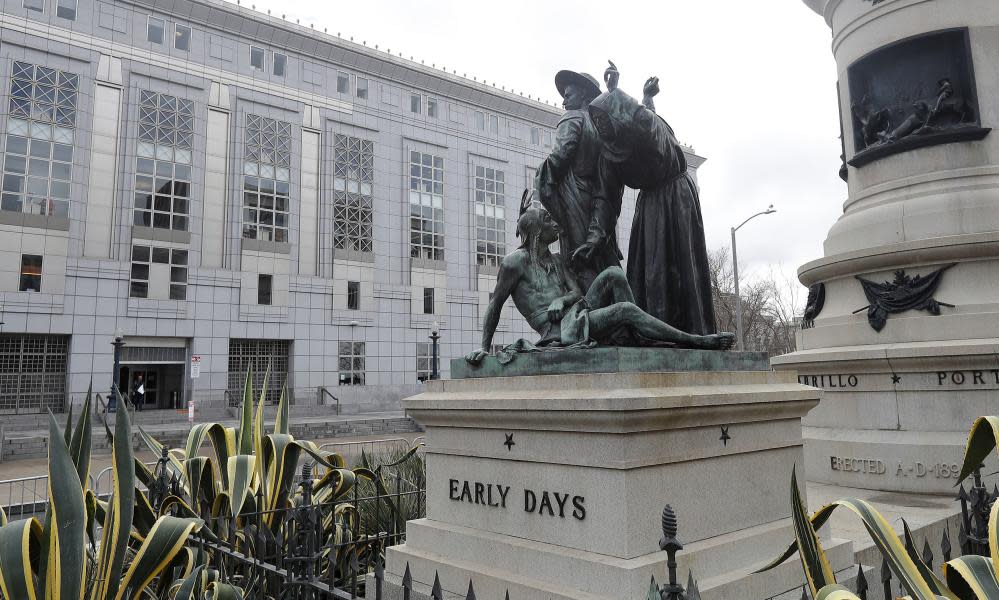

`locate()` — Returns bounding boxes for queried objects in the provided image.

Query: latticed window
[1,61,78,218]
[473,165,507,267]
[134,90,193,231]
[242,114,291,242]
[129,244,188,300]
[416,341,432,382]
[0,334,68,413]
[408,151,444,260]
[338,341,365,385]
[227,339,290,405]
[333,134,373,253]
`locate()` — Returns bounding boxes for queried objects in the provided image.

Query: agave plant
[761,415,999,600]
[136,368,416,591]
[0,387,209,600]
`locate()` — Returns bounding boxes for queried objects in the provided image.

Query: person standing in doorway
[132,374,145,411]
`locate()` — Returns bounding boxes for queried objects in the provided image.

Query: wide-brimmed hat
[555,70,601,100]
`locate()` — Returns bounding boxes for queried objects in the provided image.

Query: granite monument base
[380,352,852,599]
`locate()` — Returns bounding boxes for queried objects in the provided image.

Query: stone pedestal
[383,351,853,599]
[785,0,999,495]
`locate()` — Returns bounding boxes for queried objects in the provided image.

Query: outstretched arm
[573,157,623,265]
[466,258,521,363]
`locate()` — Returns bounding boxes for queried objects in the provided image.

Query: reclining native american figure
[464,191,735,365]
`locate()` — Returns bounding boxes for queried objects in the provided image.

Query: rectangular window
[19,254,42,292]
[134,91,194,231]
[347,280,360,310]
[56,0,76,19]
[249,46,264,70]
[129,244,187,300]
[356,77,368,99]
[174,24,191,51]
[474,111,485,131]
[408,151,444,261]
[22,0,42,12]
[257,274,272,305]
[489,115,499,134]
[427,97,438,118]
[410,93,421,114]
[473,165,507,267]
[2,62,78,219]
[423,287,434,315]
[227,339,289,405]
[0,334,69,413]
[337,72,350,94]
[530,127,540,145]
[147,17,164,44]
[273,53,286,77]
[338,341,365,385]
[332,134,374,253]
[544,130,553,147]
[242,114,292,243]
[416,341,431,382]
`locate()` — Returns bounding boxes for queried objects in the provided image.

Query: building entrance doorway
[119,338,189,410]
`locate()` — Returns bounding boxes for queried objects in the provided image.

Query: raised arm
[642,76,660,112]
[466,256,522,364]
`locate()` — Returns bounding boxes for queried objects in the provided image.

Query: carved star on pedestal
[720,426,731,446]
[504,433,515,451]
[891,373,902,384]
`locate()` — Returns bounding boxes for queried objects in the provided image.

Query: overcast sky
[234,0,844,287]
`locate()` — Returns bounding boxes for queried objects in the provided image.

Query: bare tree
[708,248,806,357]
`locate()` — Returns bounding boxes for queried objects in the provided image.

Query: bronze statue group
[465,62,734,365]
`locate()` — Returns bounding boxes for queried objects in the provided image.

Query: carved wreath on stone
[854,265,955,332]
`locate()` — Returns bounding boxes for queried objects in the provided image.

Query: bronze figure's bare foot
[694,333,736,351]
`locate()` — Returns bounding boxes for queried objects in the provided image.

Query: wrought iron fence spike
[504,590,510,600]
[465,579,477,600]
[800,585,808,600]
[958,485,969,502]
[942,526,953,562]
[855,564,868,593]
[431,571,443,600]
[647,575,659,600]
[880,554,891,582]
[993,483,999,501]
[688,571,702,600]
[403,562,412,588]
[922,537,934,568]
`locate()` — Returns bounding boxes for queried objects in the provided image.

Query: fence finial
[431,571,443,600]
[466,579,477,600]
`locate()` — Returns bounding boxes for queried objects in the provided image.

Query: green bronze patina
[454,346,768,379]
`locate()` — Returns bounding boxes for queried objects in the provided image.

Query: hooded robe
[588,88,716,336]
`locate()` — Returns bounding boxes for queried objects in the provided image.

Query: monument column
[775,0,999,493]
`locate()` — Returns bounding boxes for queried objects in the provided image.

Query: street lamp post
[110,328,125,412]
[731,205,776,351]
[430,320,441,380]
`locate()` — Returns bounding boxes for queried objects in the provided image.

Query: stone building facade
[0,0,701,413]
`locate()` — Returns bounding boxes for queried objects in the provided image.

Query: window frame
[416,341,432,382]
[56,0,76,20]
[427,97,439,119]
[410,93,421,114]
[257,274,272,305]
[22,0,43,13]
[129,244,188,300]
[356,77,368,99]
[338,341,366,386]
[336,72,350,94]
[530,127,541,145]
[346,280,360,310]
[423,287,434,315]
[174,24,191,51]
[19,254,42,292]
[473,165,507,267]
[474,111,485,131]
[273,52,287,77]
[147,16,165,44]
[133,90,194,232]
[407,150,445,261]
[249,46,265,70]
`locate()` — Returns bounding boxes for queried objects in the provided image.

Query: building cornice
[125,0,563,127]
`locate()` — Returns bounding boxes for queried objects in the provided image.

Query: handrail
[318,386,339,415]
